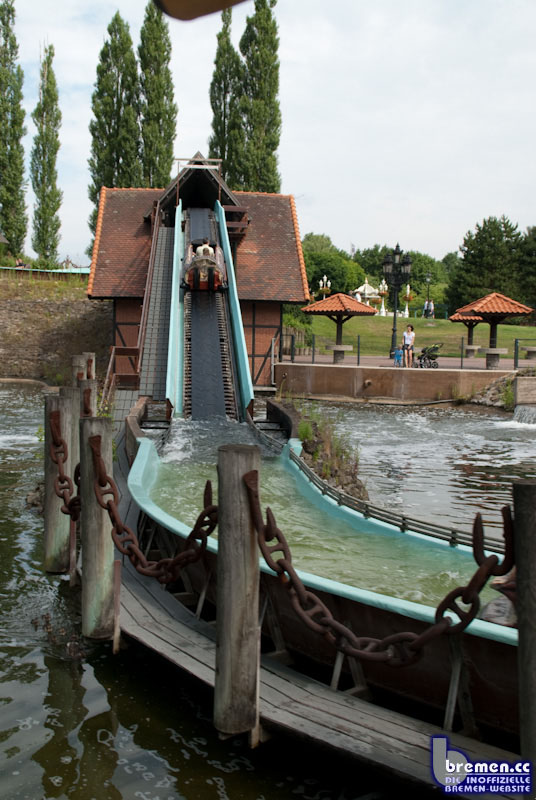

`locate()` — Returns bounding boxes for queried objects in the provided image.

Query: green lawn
[307,314,536,358]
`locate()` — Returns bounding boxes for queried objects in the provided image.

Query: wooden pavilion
[302,292,376,362]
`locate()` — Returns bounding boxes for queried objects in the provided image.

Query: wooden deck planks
[118,560,519,794]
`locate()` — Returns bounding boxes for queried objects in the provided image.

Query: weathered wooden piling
[59,386,80,480]
[72,354,87,385]
[44,391,73,573]
[214,444,261,740]
[59,386,81,581]
[513,479,536,766]
[79,417,115,639]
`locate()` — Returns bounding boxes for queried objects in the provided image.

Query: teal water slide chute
[165,199,253,419]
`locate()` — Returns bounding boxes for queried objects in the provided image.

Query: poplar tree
[138,2,177,188]
[0,0,27,255]
[208,9,244,188]
[30,44,62,264]
[237,0,281,192]
[88,12,141,239]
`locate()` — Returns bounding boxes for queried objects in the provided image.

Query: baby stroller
[393,346,403,367]
[416,342,442,368]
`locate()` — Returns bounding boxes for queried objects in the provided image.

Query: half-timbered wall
[241,300,281,386]
[114,298,142,375]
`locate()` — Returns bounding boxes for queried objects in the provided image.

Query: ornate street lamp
[382,244,412,357]
[319,275,331,297]
[426,271,431,304]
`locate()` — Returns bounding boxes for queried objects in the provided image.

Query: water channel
[2,385,533,799]
[2,383,442,800]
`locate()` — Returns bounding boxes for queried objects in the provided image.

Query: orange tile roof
[88,187,308,304]
[302,293,377,315]
[233,192,309,303]
[88,187,163,298]
[456,292,533,317]
[449,312,484,323]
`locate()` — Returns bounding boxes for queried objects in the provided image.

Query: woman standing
[402,324,415,367]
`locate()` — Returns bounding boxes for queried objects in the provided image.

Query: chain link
[49,410,81,522]
[243,469,515,668]
[88,435,217,584]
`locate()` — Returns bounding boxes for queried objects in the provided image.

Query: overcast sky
[13,0,536,265]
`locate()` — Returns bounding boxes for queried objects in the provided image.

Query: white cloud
[11,0,536,264]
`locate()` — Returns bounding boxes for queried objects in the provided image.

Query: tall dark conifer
[208,9,244,188]
[0,0,27,254]
[88,12,141,240]
[30,44,62,264]
[138,2,177,188]
[238,0,281,192]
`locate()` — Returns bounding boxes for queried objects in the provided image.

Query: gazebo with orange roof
[455,292,533,347]
[448,311,484,357]
[453,292,533,368]
[302,292,376,362]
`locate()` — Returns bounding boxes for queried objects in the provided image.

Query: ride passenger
[196,237,214,257]
[402,324,415,367]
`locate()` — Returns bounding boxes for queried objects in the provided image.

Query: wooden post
[214,444,261,739]
[513,479,536,765]
[83,352,96,380]
[59,386,81,583]
[79,417,115,639]
[44,392,73,572]
[59,386,81,477]
[72,354,86,385]
[79,379,98,419]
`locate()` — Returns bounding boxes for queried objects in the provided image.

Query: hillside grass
[307,314,536,358]
[0,269,88,301]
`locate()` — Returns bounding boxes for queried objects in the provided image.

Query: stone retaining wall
[274,363,513,402]
[0,298,113,383]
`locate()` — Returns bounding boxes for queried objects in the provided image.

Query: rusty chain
[49,410,81,522]
[243,469,515,668]
[88,434,218,584]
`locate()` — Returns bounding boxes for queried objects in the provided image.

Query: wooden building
[88,156,309,387]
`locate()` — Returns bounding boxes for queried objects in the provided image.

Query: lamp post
[382,244,412,357]
[426,271,431,303]
[319,275,331,297]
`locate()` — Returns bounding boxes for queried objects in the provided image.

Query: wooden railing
[99,204,163,413]
[100,346,140,411]
[137,203,162,364]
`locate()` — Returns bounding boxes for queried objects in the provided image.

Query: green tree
[354,245,390,283]
[208,9,244,187]
[88,12,141,241]
[302,232,338,254]
[0,0,27,255]
[138,2,177,188]
[446,215,522,312]
[441,251,460,279]
[30,44,62,264]
[517,227,536,314]
[305,250,364,296]
[236,0,281,192]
